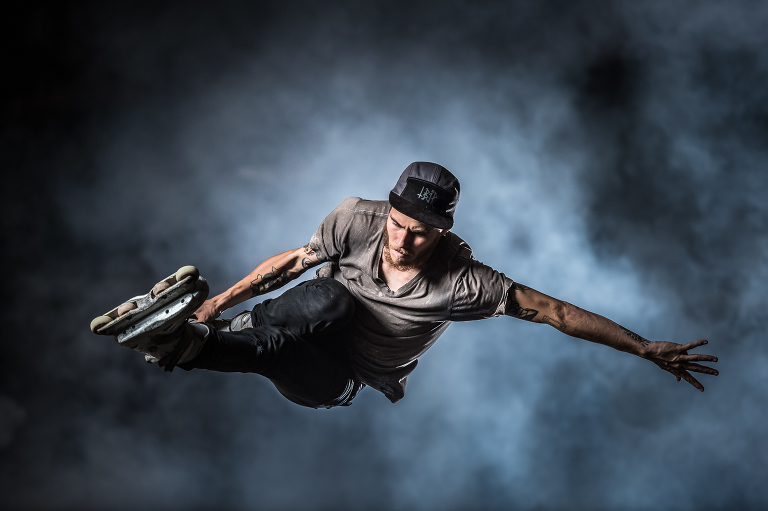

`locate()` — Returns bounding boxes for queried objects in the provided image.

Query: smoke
[3,1,767,509]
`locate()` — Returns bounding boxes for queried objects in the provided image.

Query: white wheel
[90,315,112,333]
[175,265,199,282]
[117,301,138,316]
[151,281,171,297]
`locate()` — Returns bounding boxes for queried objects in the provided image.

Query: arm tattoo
[621,326,651,347]
[250,266,292,297]
[505,285,539,321]
[543,315,567,332]
[301,244,317,269]
[507,300,539,321]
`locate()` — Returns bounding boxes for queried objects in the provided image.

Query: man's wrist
[211,294,233,315]
[623,330,653,358]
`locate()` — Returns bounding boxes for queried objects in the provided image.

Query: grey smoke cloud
[3,1,767,510]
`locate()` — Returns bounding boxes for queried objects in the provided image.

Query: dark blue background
[2,2,765,509]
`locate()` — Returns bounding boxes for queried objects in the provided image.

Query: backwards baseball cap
[389,162,460,230]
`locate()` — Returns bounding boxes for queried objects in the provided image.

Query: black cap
[388,162,460,229]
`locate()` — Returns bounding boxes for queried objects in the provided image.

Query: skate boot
[144,320,211,371]
[90,266,210,371]
[212,310,253,332]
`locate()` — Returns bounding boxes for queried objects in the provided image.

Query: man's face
[383,207,445,271]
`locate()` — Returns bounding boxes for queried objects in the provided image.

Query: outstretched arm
[193,244,322,323]
[505,283,719,391]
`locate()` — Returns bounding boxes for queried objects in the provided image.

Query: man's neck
[379,257,421,292]
[378,238,443,292]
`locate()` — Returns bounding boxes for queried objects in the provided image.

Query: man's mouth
[392,248,409,258]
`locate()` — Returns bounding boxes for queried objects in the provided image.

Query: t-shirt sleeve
[450,259,515,321]
[309,197,361,264]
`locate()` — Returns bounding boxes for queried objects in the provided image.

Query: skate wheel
[175,265,199,282]
[90,315,113,333]
[151,281,171,297]
[117,301,138,316]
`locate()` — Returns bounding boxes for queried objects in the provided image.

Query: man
[127,162,719,408]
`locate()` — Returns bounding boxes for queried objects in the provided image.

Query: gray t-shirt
[310,197,514,402]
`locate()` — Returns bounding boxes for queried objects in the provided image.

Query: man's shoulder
[436,232,513,319]
[441,232,475,262]
[336,197,390,216]
[328,197,390,223]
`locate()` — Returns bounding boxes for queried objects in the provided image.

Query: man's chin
[391,262,415,272]
[385,248,415,272]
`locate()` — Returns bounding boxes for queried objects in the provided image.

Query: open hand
[643,339,718,391]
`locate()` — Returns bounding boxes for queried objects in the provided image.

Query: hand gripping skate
[90,266,209,369]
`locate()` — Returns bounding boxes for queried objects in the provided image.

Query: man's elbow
[547,300,585,331]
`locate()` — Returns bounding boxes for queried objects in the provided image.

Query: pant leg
[251,278,355,336]
[180,278,358,408]
[183,325,353,408]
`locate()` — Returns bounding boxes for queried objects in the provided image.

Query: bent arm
[194,244,322,322]
[505,283,718,391]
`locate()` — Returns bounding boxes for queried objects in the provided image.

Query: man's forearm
[554,302,651,357]
[505,284,718,390]
[541,300,718,391]
[209,247,310,314]
[506,284,650,357]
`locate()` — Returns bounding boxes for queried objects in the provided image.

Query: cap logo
[416,186,438,204]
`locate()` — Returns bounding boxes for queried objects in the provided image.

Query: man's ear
[441,229,451,237]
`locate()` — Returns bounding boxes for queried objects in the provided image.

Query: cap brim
[389,192,453,230]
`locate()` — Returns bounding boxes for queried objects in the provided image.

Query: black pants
[182,278,361,408]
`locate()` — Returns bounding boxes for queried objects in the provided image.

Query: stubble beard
[382,226,416,272]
